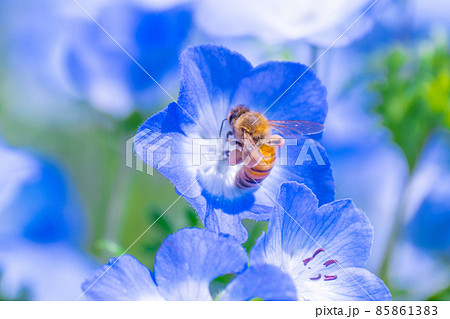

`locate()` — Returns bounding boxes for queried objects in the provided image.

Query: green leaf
[0,272,30,301]
[210,273,236,300]
[242,219,268,253]
[372,39,450,172]
[427,285,450,301]
[94,239,124,257]
[120,111,146,135]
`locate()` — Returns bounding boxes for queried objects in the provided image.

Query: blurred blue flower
[194,0,385,47]
[317,38,410,271]
[406,131,450,256]
[0,142,95,300]
[389,130,450,298]
[322,88,409,271]
[319,25,449,298]
[82,228,297,300]
[220,264,297,301]
[411,0,450,33]
[408,186,450,255]
[63,1,192,117]
[249,182,391,301]
[1,0,192,117]
[135,45,334,242]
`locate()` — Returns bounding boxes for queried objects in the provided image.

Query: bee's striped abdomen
[235,145,276,189]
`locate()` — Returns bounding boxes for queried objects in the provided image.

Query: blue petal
[178,45,253,135]
[154,228,247,300]
[0,237,95,301]
[232,61,327,124]
[221,264,297,301]
[256,136,335,206]
[203,205,251,244]
[251,182,372,269]
[135,102,202,199]
[295,267,391,301]
[187,194,268,244]
[82,255,163,301]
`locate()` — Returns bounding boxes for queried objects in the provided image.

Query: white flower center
[192,124,253,201]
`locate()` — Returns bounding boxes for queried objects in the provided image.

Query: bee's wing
[242,131,263,168]
[268,120,325,136]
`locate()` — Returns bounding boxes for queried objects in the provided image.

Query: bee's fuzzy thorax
[228,105,271,141]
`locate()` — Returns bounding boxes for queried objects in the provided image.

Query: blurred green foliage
[427,285,450,301]
[372,39,450,172]
[0,290,29,301]
[242,219,268,253]
[210,273,236,299]
[0,273,29,301]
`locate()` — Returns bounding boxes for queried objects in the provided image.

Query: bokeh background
[0,0,448,300]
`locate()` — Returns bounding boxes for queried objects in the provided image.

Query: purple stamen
[312,248,325,258]
[324,259,338,267]
[324,275,338,281]
[303,257,313,266]
[303,248,326,266]
[309,274,321,280]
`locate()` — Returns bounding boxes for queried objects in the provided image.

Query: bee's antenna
[219,118,227,138]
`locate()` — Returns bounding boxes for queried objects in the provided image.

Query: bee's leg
[228,139,242,148]
[226,131,233,141]
[227,139,243,149]
[266,135,285,148]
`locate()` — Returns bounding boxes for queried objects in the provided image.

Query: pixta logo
[127,129,172,175]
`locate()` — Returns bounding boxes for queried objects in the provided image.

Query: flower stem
[101,136,133,257]
[377,180,410,282]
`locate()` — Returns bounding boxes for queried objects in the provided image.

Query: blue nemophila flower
[82,228,296,301]
[220,264,297,301]
[248,182,391,301]
[0,142,95,300]
[135,45,334,242]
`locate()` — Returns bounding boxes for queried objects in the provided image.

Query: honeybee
[223,105,325,189]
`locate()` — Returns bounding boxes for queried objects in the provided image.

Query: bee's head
[228,105,250,126]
